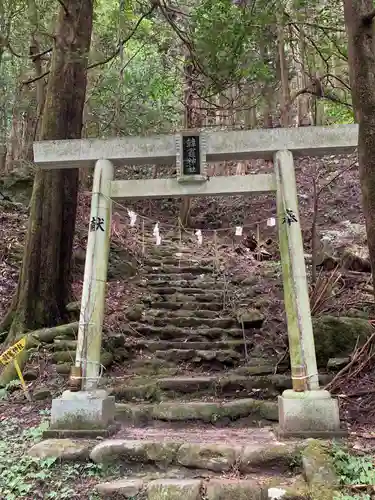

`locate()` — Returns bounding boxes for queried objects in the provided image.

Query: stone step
[28,431,310,499]
[129,339,254,354]
[111,373,319,402]
[144,280,226,289]
[147,249,197,257]
[95,476,306,500]
[145,258,214,267]
[144,265,214,275]
[112,374,333,403]
[89,434,300,474]
[147,308,222,319]
[140,315,236,329]
[151,348,244,369]
[145,273,205,281]
[149,301,224,311]
[127,323,248,340]
[150,289,225,302]
[115,397,279,423]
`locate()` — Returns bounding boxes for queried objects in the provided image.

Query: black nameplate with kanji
[182,135,201,175]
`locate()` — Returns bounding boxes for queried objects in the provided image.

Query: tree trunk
[179,54,202,227]
[2,0,93,343]
[343,0,375,297]
[5,83,37,175]
[277,15,292,127]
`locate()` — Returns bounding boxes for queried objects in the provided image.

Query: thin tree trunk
[2,0,93,344]
[29,0,46,139]
[277,15,292,127]
[180,54,202,226]
[343,0,375,298]
[5,83,37,174]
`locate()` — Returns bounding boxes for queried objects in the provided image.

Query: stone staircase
[107,240,330,425]
[110,242,280,425]
[44,237,334,498]
[79,239,329,498]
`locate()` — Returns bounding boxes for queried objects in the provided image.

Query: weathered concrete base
[277,389,342,438]
[49,390,116,437]
[43,424,119,439]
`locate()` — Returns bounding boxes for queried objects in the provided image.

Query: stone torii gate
[34,124,358,437]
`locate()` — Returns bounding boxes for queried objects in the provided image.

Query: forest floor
[1,153,375,497]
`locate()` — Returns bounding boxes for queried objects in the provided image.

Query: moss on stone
[90,440,180,465]
[240,443,302,472]
[301,440,339,500]
[52,350,76,363]
[312,316,372,367]
[147,479,202,500]
[51,414,108,431]
[110,382,161,402]
[206,479,262,500]
[54,363,71,375]
[236,308,264,328]
[177,443,241,472]
[52,350,112,366]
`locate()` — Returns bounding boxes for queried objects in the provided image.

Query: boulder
[327,357,350,371]
[54,363,71,375]
[23,369,38,381]
[318,222,370,272]
[28,439,94,461]
[312,316,372,367]
[33,387,52,400]
[236,308,264,328]
[125,305,144,322]
[107,246,137,280]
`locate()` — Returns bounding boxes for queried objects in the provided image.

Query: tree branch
[6,42,52,60]
[22,6,155,85]
[22,71,49,86]
[89,5,156,69]
[56,0,70,17]
[291,75,353,109]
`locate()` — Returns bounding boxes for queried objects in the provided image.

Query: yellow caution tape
[0,337,26,365]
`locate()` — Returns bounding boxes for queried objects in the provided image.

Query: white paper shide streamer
[195,229,203,245]
[125,204,275,246]
[127,209,137,227]
[153,222,161,246]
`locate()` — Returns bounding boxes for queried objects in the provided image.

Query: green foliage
[0,380,21,401]
[191,0,276,94]
[332,445,375,500]
[325,102,354,125]
[0,413,118,499]
[88,40,182,136]
[0,0,357,148]
[335,496,371,500]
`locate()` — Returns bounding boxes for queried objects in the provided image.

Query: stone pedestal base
[276,389,345,438]
[45,390,117,438]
